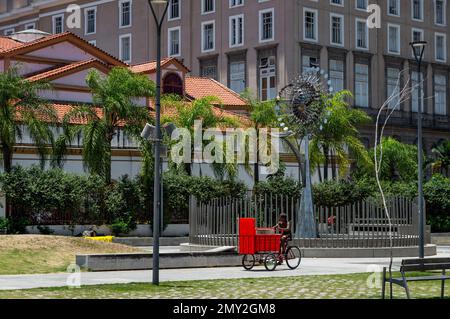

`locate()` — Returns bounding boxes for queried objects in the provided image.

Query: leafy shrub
[424,175,450,232]
[110,218,136,236]
[0,217,8,233]
[254,165,301,198]
[312,179,373,207]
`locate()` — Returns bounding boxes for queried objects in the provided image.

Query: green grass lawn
[0,235,139,275]
[0,273,447,299]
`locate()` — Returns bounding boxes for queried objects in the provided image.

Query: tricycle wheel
[264,254,278,271]
[285,246,302,270]
[242,254,255,270]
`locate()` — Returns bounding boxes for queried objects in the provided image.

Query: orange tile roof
[130,57,190,74]
[185,76,248,108]
[0,32,126,66]
[26,59,109,82]
[0,37,22,52]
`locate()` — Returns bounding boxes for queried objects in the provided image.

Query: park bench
[382,257,450,299]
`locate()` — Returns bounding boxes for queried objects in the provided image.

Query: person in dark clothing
[273,213,292,263]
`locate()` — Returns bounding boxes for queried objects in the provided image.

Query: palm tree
[161,94,240,179]
[310,91,371,181]
[0,67,56,172]
[54,67,155,184]
[241,90,277,185]
[431,140,450,176]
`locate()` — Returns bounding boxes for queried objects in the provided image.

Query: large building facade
[1,0,450,149]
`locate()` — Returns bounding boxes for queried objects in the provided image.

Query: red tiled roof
[130,57,190,73]
[26,59,110,82]
[0,32,126,66]
[0,37,22,52]
[185,76,248,108]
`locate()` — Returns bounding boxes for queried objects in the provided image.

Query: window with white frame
[119,1,132,27]
[355,63,369,107]
[386,67,401,109]
[119,34,132,63]
[4,28,14,35]
[202,21,215,52]
[329,59,345,92]
[302,55,320,75]
[168,27,180,56]
[435,0,446,25]
[202,0,215,14]
[355,19,368,49]
[330,14,344,46]
[25,23,36,30]
[331,0,343,6]
[85,8,96,35]
[52,15,64,34]
[412,29,424,57]
[304,9,317,41]
[229,61,246,93]
[388,24,400,54]
[388,0,400,16]
[411,70,424,112]
[412,0,423,21]
[230,14,244,47]
[259,9,274,42]
[230,0,244,8]
[356,0,368,9]
[435,33,447,62]
[169,0,180,20]
[434,74,447,115]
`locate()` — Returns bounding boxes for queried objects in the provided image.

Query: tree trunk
[323,145,329,181]
[331,150,337,180]
[254,127,260,185]
[2,143,13,218]
[105,137,113,185]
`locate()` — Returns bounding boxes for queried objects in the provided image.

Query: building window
[201,21,215,52]
[202,0,215,14]
[169,0,180,20]
[355,63,369,108]
[304,8,317,41]
[163,73,183,96]
[302,55,320,75]
[25,23,36,30]
[435,0,446,25]
[331,0,343,6]
[4,28,14,35]
[355,19,368,49]
[388,0,400,16]
[259,55,276,101]
[329,59,345,93]
[412,0,423,21]
[387,24,400,54]
[435,33,447,62]
[411,70,424,112]
[412,29,424,57]
[259,9,274,42]
[119,34,132,63]
[386,67,401,109]
[434,74,447,115]
[230,14,244,47]
[85,8,96,35]
[356,0,368,10]
[229,61,246,93]
[330,14,344,46]
[230,0,244,7]
[200,58,218,80]
[119,1,132,27]
[52,15,64,34]
[168,27,181,56]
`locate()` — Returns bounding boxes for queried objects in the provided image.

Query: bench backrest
[400,258,450,272]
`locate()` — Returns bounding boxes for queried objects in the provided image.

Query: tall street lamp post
[410,40,427,259]
[148,0,169,285]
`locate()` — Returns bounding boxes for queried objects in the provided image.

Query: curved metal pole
[282,137,305,185]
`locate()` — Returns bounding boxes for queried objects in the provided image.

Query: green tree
[310,91,371,181]
[54,67,155,183]
[241,90,278,184]
[431,140,450,176]
[0,67,56,172]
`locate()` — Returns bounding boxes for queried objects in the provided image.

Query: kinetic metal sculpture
[277,74,326,239]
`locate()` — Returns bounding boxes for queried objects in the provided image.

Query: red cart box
[238,218,256,254]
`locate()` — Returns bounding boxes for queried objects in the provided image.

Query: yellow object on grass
[84,236,114,243]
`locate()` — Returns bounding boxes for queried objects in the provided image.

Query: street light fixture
[409,40,427,259]
[147,0,169,286]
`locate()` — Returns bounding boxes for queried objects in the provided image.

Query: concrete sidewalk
[1,247,449,291]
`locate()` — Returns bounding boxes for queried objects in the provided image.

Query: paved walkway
[0,247,448,291]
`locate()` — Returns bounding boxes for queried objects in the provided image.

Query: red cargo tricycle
[238,218,302,271]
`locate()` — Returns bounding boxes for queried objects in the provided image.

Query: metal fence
[189,193,419,248]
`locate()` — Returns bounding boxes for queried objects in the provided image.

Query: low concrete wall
[25,224,189,237]
[300,245,437,258]
[113,237,189,247]
[431,233,450,245]
[76,251,241,271]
